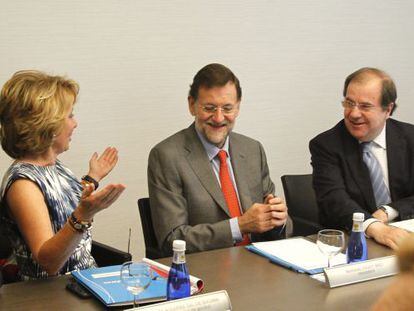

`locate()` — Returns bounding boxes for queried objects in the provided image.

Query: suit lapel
[386,120,406,200]
[229,134,253,213]
[184,125,231,216]
[342,124,377,209]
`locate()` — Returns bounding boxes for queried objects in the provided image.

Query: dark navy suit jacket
[310,119,414,231]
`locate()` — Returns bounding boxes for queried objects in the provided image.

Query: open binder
[246,237,346,275]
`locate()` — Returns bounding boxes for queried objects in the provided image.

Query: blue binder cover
[245,245,324,275]
[71,265,167,307]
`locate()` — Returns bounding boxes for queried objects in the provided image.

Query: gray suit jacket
[148,123,289,255]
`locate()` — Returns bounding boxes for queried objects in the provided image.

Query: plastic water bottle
[347,212,368,263]
[166,240,190,300]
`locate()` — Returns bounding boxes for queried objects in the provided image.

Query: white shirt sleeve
[381,205,399,222]
[230,217,243,243]
[363,218,381,237]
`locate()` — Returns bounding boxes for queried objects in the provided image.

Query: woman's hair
[0,70,79,158]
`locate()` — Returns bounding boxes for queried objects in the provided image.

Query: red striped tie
[217,150,250,246]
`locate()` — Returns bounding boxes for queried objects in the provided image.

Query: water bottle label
[173,253,186,264]
[352,223,363,232]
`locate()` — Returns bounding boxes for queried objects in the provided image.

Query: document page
[252,237,346,270]
[389,219,414,232]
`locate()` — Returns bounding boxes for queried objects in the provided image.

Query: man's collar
[358,123,387,149]
[372,124,387,149]
[195,127,230,161]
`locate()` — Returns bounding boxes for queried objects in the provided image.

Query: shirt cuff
[363,218,382,238]
[230,217,243,243]
[381,205,399,222]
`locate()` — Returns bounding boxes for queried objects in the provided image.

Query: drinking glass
[316,229,345,268]
[120,261,153,308]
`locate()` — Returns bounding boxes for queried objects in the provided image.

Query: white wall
[1,1,414,259]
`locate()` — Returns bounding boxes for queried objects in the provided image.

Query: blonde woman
[0,70,125,279]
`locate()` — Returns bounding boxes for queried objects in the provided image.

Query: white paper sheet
[252,237,347,271]
[310,273,326,283]
[389,219,414,232]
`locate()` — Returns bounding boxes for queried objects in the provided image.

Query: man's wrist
[365,220,386,238]
[379,206,388,219]
[380,205,399,222]
[363,218,381,233]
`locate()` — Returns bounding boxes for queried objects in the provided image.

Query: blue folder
[71,265,167,307]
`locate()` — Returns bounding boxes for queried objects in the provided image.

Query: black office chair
[137,198,163,259]
[281,174,323,236]
[91,240,131,267]
[0,228,18,285]
[0,235,131,284]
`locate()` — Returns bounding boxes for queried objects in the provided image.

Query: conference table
[0,237,394,311]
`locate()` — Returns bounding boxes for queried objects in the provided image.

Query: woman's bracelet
[81,175,99,190]
[68,212,92,233]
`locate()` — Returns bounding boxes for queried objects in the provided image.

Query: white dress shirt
[362,124,399,232]
[195,129,244,243]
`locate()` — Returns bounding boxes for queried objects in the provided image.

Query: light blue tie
[361,142,391,206]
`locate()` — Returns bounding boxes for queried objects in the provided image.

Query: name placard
[134,290,232,311]
[324,255,398,288]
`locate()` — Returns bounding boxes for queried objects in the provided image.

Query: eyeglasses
[341,99,376,112]
[201,104,238,115]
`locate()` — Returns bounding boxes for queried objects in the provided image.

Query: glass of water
[317,229,345,268]
[120,261,153,308]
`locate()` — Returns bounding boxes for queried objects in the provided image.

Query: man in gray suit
[148,63,290,255]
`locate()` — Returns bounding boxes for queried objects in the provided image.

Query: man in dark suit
[310,67,413,249]
[148,63,291,255]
